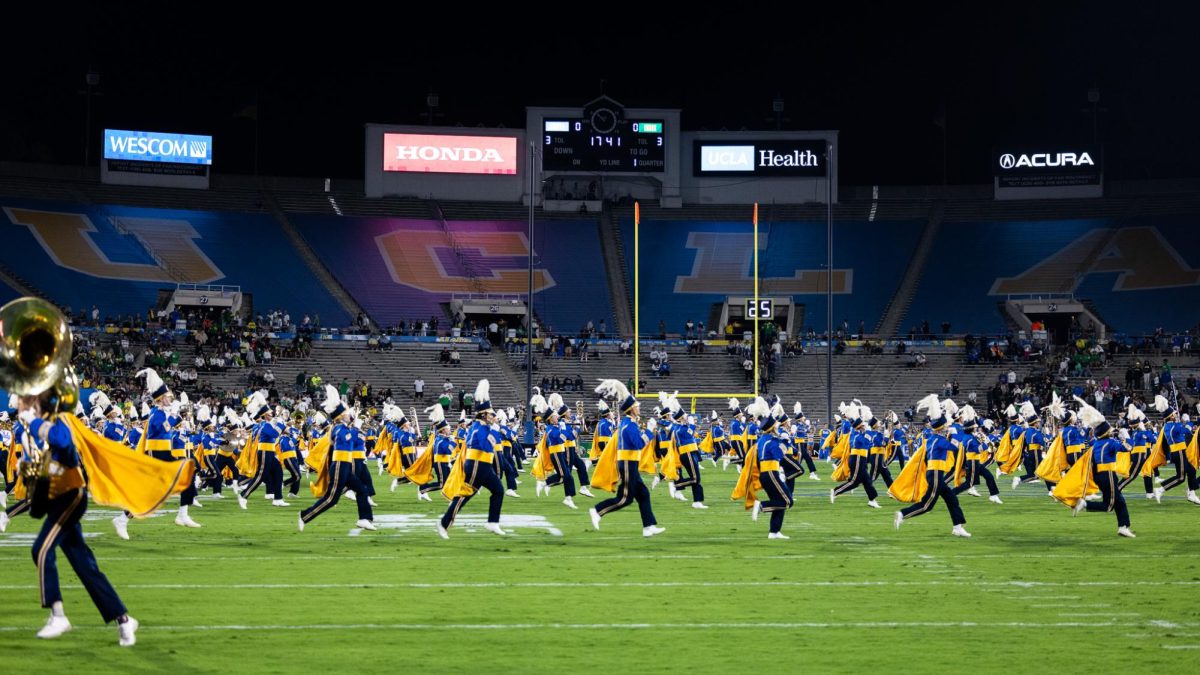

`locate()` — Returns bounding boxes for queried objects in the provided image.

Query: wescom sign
[382,133,518,175]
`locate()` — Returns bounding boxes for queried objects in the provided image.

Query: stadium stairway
[875,201,943,338]
[599,204,634,337]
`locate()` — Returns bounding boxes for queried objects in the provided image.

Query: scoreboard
[542,118,666,172]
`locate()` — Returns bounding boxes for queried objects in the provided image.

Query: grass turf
[1,464,1198,674]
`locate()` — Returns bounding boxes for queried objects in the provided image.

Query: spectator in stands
[450,348,461,367]
[414,377,425,401]
[539,376,550,391]
[598,319,606,338]
[743,357,753,382]
[439,347,451,365]
[658,320,667,339]
[443,378,454,396]
[263,369,275,385]
[574,375,584,391]
[579,337,590,361]
[1007,370,1017,385]
[619,339,632,356]
[91,305,100,325]
[658,361,671,377]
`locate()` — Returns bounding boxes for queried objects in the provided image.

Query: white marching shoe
[650,475,661,490]
[1187,491,1200,505]
[667,482,677,499]
[1011,476,1022,491]
[368,497,379,507]
[767,532,790,540]
[355,519,377,531]
[589,507,602,530]
[436,522,450,539]
[191,499,203,508]
[691,502,709,509]
[0,511,11,532]
[297,514,306,532]
[1117,526,1137,538]
[535,480,547,497]
[117,616,138,647]
[1153,487,1165,503]
[272,499,291,507]
[344,490,356,500]
[175,507,201,528]
[210,492,224,499]
[418,492,433,502]
[1084,493,1102,502]
[642,525,666,537]
[0,490,6,508]
[37,614,72,639]
[809,472,820,480]
[989,495,1004,504]
[505,489,521,498]
[866,500,881,509]
[1145,493,1155,500]
[951,524,972,538]
[237,493,248,510]
[112,514,130,540]
[721,457,730,471]
[390,479,400,492]
[966,487,981,497]
[1072,499,1087,517]
[563,496,578,510]
[893,511,904,529]
[578,486,594,498]
[751,500,762,522]
[483,522,508,536]
[829,489,837,504]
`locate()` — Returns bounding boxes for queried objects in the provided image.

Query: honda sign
[383,133,518,175]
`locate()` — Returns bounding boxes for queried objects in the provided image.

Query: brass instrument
[0,298,78,481]
[575,400,590,434]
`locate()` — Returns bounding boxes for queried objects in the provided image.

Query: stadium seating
[0,199,348,325]
[903,218,1200,334]
[622,217,924,335]
[291,215,613,333]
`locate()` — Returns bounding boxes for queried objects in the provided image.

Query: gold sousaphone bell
[0,296,78,415]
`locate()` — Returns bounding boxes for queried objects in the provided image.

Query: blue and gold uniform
[1118,413,1155,495]
[562,410,590,491]
[279,427,302,497]
[951,419,1000,499]
[439,381,507,534]
[592,404,659,530]
[832,407,880,506]
[1158,415,1199,496]
[299,414,374,526]
[755,411,793,536]
[146,404,198,515]
[670,407,705,505]
[24,416,129,625]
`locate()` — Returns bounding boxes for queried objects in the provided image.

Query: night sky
[3,2,1196,185]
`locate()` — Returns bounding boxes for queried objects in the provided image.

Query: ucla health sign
[694,139,826,177]
[104,129,213,165]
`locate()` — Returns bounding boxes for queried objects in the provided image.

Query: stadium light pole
[825,140,833,427]
[525,141,535,446]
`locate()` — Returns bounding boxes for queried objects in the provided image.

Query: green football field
[1,464,1198,674]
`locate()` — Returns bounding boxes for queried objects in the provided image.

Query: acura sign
[993,146,1102,188]
[694,140,826,177]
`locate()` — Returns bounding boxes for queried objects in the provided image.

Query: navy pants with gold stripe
[833,456,878,501]
[674,451,705,502]
[151,451,196,506]
[32,488,126,622]
[441,459,504,528]
[1086,467,1130,528]
[1160,450,1199,493]
[900,469,965,526]
[545,453,576,497]
[300,461,372,524]
[567,445,590,487]
[594,460,657,527]
[760,468,793,534]
[1117,453,1153,494]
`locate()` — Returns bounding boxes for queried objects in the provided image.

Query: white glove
[18,409,37,426]
[646,418,657,432]
[353,418,363,430]
[1117,428,1130,441]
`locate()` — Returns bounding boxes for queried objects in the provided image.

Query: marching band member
[299,385,375,531]
[346,407,379,507]
[892,395,971,538]
[774,404,805,492]
[494,408,522,499]
[437,380,508,538]
[744,398,793,539]
[793,404,819,480]
[1010,401,1043,490]
[591,399,615,466]
[425,404,454,491]
[951,405,1002,504]
[562,403,593,498]
[0,409,11,508]
[726,398,747,469]
[195,404,223,498]
[1,396,32,529]
[1118,404,1155,499]
[703,410,727,468]
[867,410,894,488]
[90,392,135,539]
[235,391,287,509]
[830,402,882,508]
[136,369,201,528]
[589,380,664,537]
[1055,397,1136,537]
[1148,395,1200,504]
[278,415,303,500]
[213,407,244,496]
[668,395,707,509]
[533,393,578,510]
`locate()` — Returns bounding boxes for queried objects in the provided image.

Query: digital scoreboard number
[542,118,665,172]
[745,299,773,320]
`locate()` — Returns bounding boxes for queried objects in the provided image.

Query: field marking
[0,580,1196,591]
[1161,645,1200,650]
[0,620,1193,633]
